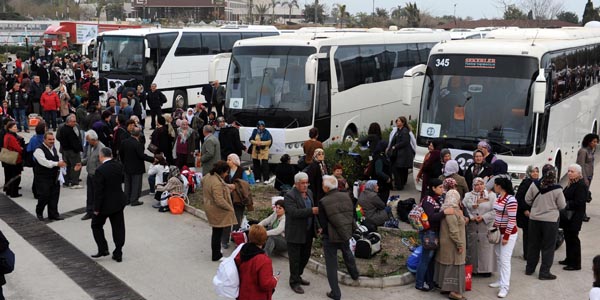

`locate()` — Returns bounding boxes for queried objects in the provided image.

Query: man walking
[200,125,220,175]
[211,80,226,117]
[33,132,67,221]
[119,127,154,206]
[91,147,127,263]
[57,114,83,188]
[284,172,319,294]
[318,175,359,300]
[79,130,105,220]
[146,83,166,129]
[40,85,60,131]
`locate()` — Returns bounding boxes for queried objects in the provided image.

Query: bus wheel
[343,127,357,143]
[173,90,187,109]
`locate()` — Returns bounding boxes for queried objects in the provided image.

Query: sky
[306,0,590,19]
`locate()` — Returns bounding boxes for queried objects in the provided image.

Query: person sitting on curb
[258,199,287,257]
[155,166,185,212]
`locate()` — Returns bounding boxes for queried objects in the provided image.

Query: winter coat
[357,190,389,227]
[59,91,70,117]
[234,243,278,300]
[249,128,272,160]
[525,182,566,222]
[515,178,535,229]
[202,173,237,228]
[389,126,413,168]
[232,178,254,211]
[40,91,60,111]
[561,179,587,232]
[463,162,493,190]
[463,190,496,273]
[439,173,469,200]
[146,90,167,109]
[436,213,466,266]
[319,189,356,243]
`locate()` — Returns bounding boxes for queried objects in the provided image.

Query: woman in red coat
[3,121,24,197]
[235,224,279,300]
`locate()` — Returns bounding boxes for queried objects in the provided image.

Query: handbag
[147,143,159,154]
[0,147,18,165]
[487,195,508,244]
[422,230,439,250]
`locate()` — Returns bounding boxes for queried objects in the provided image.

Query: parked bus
[95,25,279,108]
[411,27,600,189]
[211,28,450,162]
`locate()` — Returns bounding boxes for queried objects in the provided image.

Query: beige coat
[202,173,237,228]
[59,91,71,117]
[250,132,272,160]
[436,213,467,266]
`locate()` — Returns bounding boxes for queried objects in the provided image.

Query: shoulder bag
[487,195,508,244]
[0,147,18,165]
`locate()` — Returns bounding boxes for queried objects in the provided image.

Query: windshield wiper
[264,106,289,115]
[285,118,299,128]
[486,139,514,156]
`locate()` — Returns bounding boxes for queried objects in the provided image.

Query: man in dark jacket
[211,80,226,117]
[126,91,142,121]
[57,114,83,188]
[284,172,319,294]
[33,132,67,221]
[7,82,29,132]
[111,115,130,160]
[28,75,44,114]
[119,127,154,206]
[219,119,245,160]
[146,83,166,129]
[318,175,359,300]
[91,147,128,262]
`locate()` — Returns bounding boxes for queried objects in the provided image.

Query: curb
[183,204,415,288]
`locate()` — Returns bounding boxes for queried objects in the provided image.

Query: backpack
[408,204,426,231]
[213,243,244,298]
[354,232,382,259]
[406,245,422,273]
[363,160,373,178]
[397,198,416,223]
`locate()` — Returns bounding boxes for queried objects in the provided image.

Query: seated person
[274,154,296,193]
[148,154,169,194]
[258,200,287,256]
[332,164,348,192]
[357,180,392,227]
[155,166,185,212]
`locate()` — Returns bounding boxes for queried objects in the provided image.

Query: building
[437,19,579,30]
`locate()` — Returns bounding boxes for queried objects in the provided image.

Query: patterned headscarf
[169,166,181,180]
[313,148,327,176]
[541,164,557,189]
[227,153,241,167]
[442,189,461,209]
[472,177,485,189]
[443,177,457,191]
[365,180,378,192]
[478,140,492,152]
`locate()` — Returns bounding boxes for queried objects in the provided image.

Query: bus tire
[343,126,357,143]
[173,90,188,110]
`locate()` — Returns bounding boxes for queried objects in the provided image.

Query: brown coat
[436,213,466,266]
[202,173,237,228]
[232,178,254,212]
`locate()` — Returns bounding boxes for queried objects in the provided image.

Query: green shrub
[16,51,30,61]
[323,141,370,184]
[0,45,28,55]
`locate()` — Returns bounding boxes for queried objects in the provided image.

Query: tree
[582,0,600,24]
[375,7,388,19]
[527,9,533,19]
[338,4,348,28]
[302,2,326,24]
[254,3,269,24]
[391,5,403,20]
[521,0,563,20]
[270,0,280,24]
[504,4,527,20]
[556,11,579,24]
[248,0,253,24]
[282,0,298,22]
[403,2,420,27]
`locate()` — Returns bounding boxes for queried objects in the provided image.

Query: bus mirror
[402,64,426,105]
[533,70,546,114]
[144,48,150,58]
[304,53,325,85]
[208,53,232,83]
[454,106,465,120]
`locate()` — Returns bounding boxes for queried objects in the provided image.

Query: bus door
[314,56,331,141]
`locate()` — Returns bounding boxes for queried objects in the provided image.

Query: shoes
[158,206,169,212]
[563,266,581,271]
[49,216,64,221]
[70,184,84,189]
[326,292,338,300]
[211,254,223,262]
[525,270,534,276]
[91,251,109,258]
[440,291,451,295]
[221,243,229,249]
[152,202,161,208]
[149,191,155,195]
[489,282,501,288]
[498,287,509,298]
[448,292,467,300]
[415,285,433,292]
[300,278,310,286]
[37,215,44,221]
[10,194,22,198]
[81,214,92,220]
[130,201,144,206]
[111,255,122,263]
[290,285,304,294]
[558,260,568,265]
[477,272,492,278]
[256,180,261,183]
[538,273,557,280]
[583,216,591,222]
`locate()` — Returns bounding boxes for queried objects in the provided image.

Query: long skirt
[434,262,465,293]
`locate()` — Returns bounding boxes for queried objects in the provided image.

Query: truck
[43,21,142,52]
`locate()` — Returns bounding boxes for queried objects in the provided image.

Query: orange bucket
[29,118,40,127]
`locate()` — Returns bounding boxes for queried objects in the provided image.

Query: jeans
[494,233,517,290]
[148,174,156,193]
[415,231,436,288]
[43,110,57,130]
[526,220,559,275]
[323,238,359,300]
[264,235,287,257]
[14,108,28,131]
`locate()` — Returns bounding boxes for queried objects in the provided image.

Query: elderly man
[200,125,220,175]
[284,172,319,294]
[319,175,359,300]
[119,127,154,206]
[57,114,84,188]
[33,132,67,221]
[78,130,105,220]
[211,80,226,117]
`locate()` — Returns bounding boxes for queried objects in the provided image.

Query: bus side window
[175,32,202,56]
[386,44,409,80]
[201,33,220,55]
[146,34,159,72]
[242,32,261,40]
[157,33,178,67]
[220,33,241,53]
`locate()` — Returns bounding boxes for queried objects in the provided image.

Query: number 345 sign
[435,58,450,67]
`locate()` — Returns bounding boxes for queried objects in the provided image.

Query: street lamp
[453,3,457,26]
[372,0,375,16]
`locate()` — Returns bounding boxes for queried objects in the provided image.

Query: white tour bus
[411,27,600,189]
[210,28,450,162]
[95,25,279,108]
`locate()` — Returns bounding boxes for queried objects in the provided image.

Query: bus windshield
[98,36,144,74]
[226,46,316,128]
[418,54,539,155]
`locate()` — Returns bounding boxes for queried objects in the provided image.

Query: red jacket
[234,244,278,300]
[40,91,60,111]
[3,133,23,164]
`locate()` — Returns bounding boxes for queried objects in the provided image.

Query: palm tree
[338,4,347,28]
[254,3,270,25]
[282,0,298,22]
[404,2,420,27]
[391,5,403,19]
[270,0,280,24]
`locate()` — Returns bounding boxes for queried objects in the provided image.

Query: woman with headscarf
[155,165,185,212]
[249,120,272,183]
[417,139,444,200]
[463,149,493,190]
[485,160,511,192]
[372,140,392,202]
[434,188,467,300]
[185,107,203,133]
[559,164,588,271]
[174,119,199,169]
[307,148,328,204]
[439,159,469,199]
[515,165,539,260]
[221,153,246,249]
[524,164,566,280]
[463,177,497,277]
[478,140,496,164]
[357,180,391,227]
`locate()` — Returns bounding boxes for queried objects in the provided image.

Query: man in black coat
[28,75,44,115]
[284,172,319,294]
[91,147,128,262]
[57,114,84,188]
[119,127,154,206]
[219,119,245,160]
[146,83,166,129]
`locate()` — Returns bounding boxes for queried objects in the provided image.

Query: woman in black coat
[515,165,539,260]
[307,148,328,204]
[463,149,493,190]
[389,116,414,191]
[274,154,296,192]
[559,163,588,271]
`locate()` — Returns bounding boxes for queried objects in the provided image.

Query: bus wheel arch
[343,125,357,142]
[173,90,188,110]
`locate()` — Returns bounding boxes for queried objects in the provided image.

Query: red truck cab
[44,22,142,52]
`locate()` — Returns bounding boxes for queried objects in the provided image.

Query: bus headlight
[285,142,304,149]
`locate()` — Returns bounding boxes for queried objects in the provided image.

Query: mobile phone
[275,271,281,276]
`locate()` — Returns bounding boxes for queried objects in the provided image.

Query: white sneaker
[70,184,84,189]
[489,282,501,288]
[498,287,508,298]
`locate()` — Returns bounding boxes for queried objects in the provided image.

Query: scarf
[177,127,192,143]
